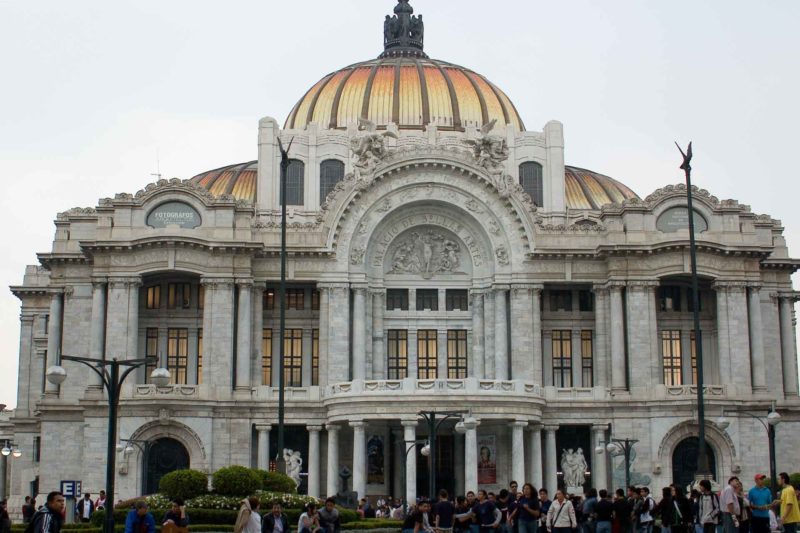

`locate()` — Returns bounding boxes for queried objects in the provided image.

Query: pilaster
[510,285,535,382]
[470,291,485,379]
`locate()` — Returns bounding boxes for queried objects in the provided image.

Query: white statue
[561,448,588,490]
[350,118,398,178]
[464,119,510,175]
[283,448,303,488]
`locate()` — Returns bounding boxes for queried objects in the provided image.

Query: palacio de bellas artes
[2,0,800,512]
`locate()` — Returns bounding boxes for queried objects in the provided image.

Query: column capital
[543,424,559,432]
[349,420,366,429]
[255,424,272,432]
[592,423,609,432]
[368,287,385,297]
[201,276,235,289]
[493,284,511,292]
[712,280,748,292]
[236,278,254,288]
[777,291,800,303]
[511,283,544,296]
[747,283,763,291]
[91,277,108,288]
[592,284,609,294]
[527,422,542,431]
[108,276,142,289]
[307,425,324,432]
[605,280,627,290]
[626,280,660,290]
[325,423,340,432]
[400,418,418,428]
[252,281,267,291]
[510,419,529,428]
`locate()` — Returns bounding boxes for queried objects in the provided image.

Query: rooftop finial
[380,0,427,59]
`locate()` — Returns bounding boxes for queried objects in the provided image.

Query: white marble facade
[6,0,800,516]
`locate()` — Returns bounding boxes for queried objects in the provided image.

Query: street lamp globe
[46,365,67,385]
[420,443,431,457]
[767,410,781,426]
[11,448,21,458]
[715,415,730,430]
[150,368,171,387]
[116,444,125,453]
[594,444,606,455]
[0,447,9,456]
[605,442,616,454]
[454,421,466,434]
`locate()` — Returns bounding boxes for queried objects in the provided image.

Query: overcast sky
[1,0,798,408]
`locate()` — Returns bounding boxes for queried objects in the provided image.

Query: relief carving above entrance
[388,229,464,279]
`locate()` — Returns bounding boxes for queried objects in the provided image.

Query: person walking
[612,489,632,533]
[720,478,741,533]
[434,490,456,533]
[235,497,262,533]
[697,480,720,533]
[655,487,676,533]
[514,484,541,533]
[31,492,65,533]
[671,484,693,533]
[546,490,577,533]
[124,501,156,533]
[76,493,95,523]
[635,488,655,533]
[778,472,800,533]
[594,490,613,533]
[748,475,772,533]
[538,490,552,533]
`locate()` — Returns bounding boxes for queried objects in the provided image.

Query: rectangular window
[578,291,594,312]
[312,329,320,386]
[264,288,275,310]
[167,283,177,309]
[416,289,439,311]
[581,330,593,387]
[146,285,161,309]
[660,286,682,312]
[417,330,438,379]
[661,330,683,386]
[167,328,189,385]
[284,329,303,387]
[312,290,320,311]
[387,330,408,379]
[386,289,409,311]
[552,330,572,387]
[446,289,469,311]
[180,283,191,308]
[197,329,203,385]
[690,330,698,384]
[262,328,273,386]
[550,290,572,312]
[447,330,468,379]
[287,289,305,310]
[145,328,158,382]
[198,285,205,309]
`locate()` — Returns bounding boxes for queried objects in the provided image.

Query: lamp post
[716,404,781,495]
[275,137,294,475]
[117,438,153,495]
[0,440,22,458]
[0,440,21,502]
[676,141,711,480]
[418,411,467,500]
[597,438,639,490]
[47,356,170,533]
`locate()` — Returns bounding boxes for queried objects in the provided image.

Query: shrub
[159,469,209,500]
[253,469,298,494]
[212,465,262,496]
[341,519,403,530]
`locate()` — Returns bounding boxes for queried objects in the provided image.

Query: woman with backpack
[697,480,720,533]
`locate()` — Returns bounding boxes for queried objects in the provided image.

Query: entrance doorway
[145,438,190,495]
[417,435,455,500]
[672,437,717,489]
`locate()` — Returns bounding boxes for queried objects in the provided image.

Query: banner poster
[367,435,385,484]
[477,434,497,484]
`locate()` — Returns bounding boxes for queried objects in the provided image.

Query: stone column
[470,291,485,379]
[714,282,732,385]
[464,417,480,493]
[779,295,799,396]
[45,290,64,395]
[532,286,544,385]
[726,284,752,393]
[484,292,495,378]
[495,287,509,380]
[326,424,340,497]
[527,424,543,489]
[256,424,271,470]
[511,286,534,382]
[308,425,322,498]
[236,280,253,392]
[626,281,658,392]
[592,425,607,491]
[609,284,626,391]
[252,284,265,387]
[317,286,330,387]
[353,287,367,380]
[371,289,386,380]
[200,278,235,390]
[403,420,418,504]
[89,280,107,361]
[351,420,366,499]
[127,279,141,361]
[511,420,527,485]
[593,286,609,388]
[327,285,351,384]
[544,425,558,493]
[748,285,766,391]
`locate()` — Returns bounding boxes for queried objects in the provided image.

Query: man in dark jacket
[31,492,65,533]
[263,502,290,533]
[75,493,95,523]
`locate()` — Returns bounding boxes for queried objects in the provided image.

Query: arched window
[320,159,345,204]
[519,162,544,207]
[281,159,305,206]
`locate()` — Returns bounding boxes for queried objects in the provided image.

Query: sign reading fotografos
[146,201,202,229]
[656,206,708,233]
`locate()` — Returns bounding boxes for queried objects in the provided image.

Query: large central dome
[285,0,524,132]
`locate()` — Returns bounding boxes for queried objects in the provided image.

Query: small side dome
[189,161,257,202]
[565,166,639,209]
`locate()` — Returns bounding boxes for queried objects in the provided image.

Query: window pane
[690,330,698,384]
[387,330,408,379]
[312,290,320,311]
[287,289,305,310]
[661,330,682,386]
[549,291,572,312]
[447,330,468,379]
[146,328,158,382]
[552,330,572,387]
[312,329,320,386]
[578,291,594,312]
[167,283,177,309]
[262,329,273,386]
[167,328,189,385]
[581,330,593,387]
[387,289,409,311]
[197,329,203,385]
[284,329,303,387]
[264,288,275,310]
[319,159,345,205]
[446,289,469,311]
[416,289,438,311]
[282,159,305,206]
[659,286,682,312]
[198,285,205,309]
[417,330,438,379]
[146,286,161,309]
[519,162,544,207]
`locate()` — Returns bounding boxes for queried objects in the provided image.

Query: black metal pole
[276,138,293,474]
[676,142,710,478]
[104,361,119,533]
[624,442,631,490]
[428,414,436,501]
[768,423,777,496]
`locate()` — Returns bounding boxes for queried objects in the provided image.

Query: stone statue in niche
[351,118,398,179]
[283,448,303,488]
[389,230,464,279]
[464,119,510,175]
[561,447,588,491]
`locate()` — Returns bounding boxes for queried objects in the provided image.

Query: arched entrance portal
[672,437,717,489]
[145,438,190,495]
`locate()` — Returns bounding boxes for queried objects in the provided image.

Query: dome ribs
[329,66,359,129]
[360,60,382,123]
[391,59,403,125]
[433,60,462,130]
[305,72,337,128]
[476,72,511,128]
[462,70,490,127]
[412,58,431,126]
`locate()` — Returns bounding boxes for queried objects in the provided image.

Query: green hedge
[159,469,209,500]
[11,525,234,533]
[254,469,297,494]
[213,465,262,496]
[341,519,403,530]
